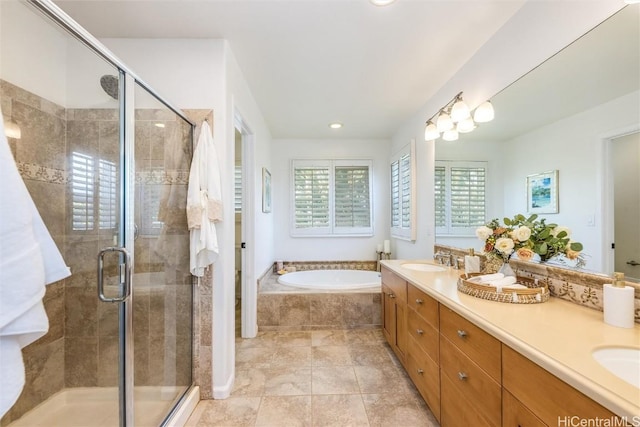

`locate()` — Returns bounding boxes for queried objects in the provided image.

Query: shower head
[100,75,119,100]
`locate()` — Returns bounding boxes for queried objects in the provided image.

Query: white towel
[468,273,504,283]
[0,113,71,418]
[484,276,517,292]
[186,121,223,277]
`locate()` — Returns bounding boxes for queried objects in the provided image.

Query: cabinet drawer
[408,284,439,328]
[502,345,620,425]
[407,308,439,363]
[407,337,440,422]
[381,267,407,302]
[440,336,501,427]
[503,389,545,427]
[441,371,496,427]
[440,307,501,381]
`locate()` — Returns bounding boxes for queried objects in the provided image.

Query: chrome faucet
[434,251,451,266]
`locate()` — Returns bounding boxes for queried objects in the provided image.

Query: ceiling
[53,0,526,139]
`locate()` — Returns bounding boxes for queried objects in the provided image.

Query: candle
[384,240,391,253]
[377,243,383,253]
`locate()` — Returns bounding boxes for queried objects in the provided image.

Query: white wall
[390,0,623,261]
[502,91,640,273]
[272,138,391,261]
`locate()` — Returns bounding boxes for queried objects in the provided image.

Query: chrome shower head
[100,75,119,100]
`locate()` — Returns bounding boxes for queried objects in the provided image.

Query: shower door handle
[97,247,132,303]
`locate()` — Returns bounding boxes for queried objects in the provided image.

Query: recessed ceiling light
[329,122,343,129]
[370,0,396,6]
[155,123,166,128]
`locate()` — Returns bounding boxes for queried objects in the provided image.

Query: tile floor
[185,329,439,426]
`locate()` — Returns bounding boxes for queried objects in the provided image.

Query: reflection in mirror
[435,5,640,279]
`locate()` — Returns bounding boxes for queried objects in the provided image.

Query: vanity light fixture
[329,122,343,129]
[624,0,640,4]
[4,118,21,139]
[423,91,494,141]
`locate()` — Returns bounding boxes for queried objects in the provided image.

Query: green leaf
[527,214,538,222]
[504,217,512,226]
[516,214,525,222]
[538,229,550,239]
[556,231,567,239]
[570,242,583,251]
[539,242,548,254]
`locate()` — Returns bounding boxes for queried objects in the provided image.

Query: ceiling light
[329,122,343,129]
[436,112,453,132]
[369,0,396,6]
[450,97,470,122]
[4,118,21,139]
[424,121,439,141]
[473,100,495,123]
[624,0,640,4]
[457,117,476,134]
[155,123,166,128]
[442,129,459,141]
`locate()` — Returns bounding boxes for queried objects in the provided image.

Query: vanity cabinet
[381,267,407,363]
[406,285,441,421]
[440,307,502,427]
[502,345,620,427]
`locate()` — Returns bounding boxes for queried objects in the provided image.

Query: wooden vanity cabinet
[406,285,441,421]
[381,267,407,363]
[502,345,621,427]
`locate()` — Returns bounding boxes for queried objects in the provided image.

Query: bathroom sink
[401,263,447,273]
[592,347,640,388]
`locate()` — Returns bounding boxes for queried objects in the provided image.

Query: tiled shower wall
[1,81,200,424]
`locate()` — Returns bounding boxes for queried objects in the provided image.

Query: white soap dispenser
[603,272,635,328]
[464,248,480,275]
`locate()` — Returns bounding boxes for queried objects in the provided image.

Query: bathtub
[277,269,381,291]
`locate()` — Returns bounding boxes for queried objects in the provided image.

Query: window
[291,159,373,236]
[71,151,117,232]
[435,160,487,235]
[390,140,416,241]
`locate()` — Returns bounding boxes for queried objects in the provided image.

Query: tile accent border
[435,244,640,324]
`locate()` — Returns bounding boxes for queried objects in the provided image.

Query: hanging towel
[0,112,71,418]
[186,121,223,277]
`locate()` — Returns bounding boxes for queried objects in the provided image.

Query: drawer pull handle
[416,329,424,335]
[417,369,424,375]
[458,372,468,381]
[389,294,396,299]
[415,298,424,304]
[457,329,467,338]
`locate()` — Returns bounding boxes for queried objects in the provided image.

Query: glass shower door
[131,82,193,425]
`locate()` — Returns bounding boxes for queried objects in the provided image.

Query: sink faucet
[434,251,451,266]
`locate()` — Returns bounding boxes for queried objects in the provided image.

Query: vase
[498,257,516,277]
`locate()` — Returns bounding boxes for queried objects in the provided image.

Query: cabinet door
[395,300,406,359]
[503,390,546,427]
[382,285,394,345]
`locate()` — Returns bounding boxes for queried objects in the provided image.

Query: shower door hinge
[241,242,246,249]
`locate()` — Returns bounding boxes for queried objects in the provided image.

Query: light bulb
[457,117,476,134]
[473,100,495,123]
[424,121,439,140]
[442,129,459,141]
[450,98,470,122]
[4,119,21,139]
[436,112,453,132]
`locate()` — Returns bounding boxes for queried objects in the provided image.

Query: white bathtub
[277,269,381,291]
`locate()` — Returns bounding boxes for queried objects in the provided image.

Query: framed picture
[262,167,272,213]
[526,170,558,214]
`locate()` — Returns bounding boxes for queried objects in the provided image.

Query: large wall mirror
[435,5,640,281]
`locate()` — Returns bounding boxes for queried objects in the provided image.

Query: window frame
[435,160,487,237]
[390,140,416,241]
[290,158,374,237]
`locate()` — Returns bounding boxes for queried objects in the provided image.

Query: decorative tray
[457,273,549,304]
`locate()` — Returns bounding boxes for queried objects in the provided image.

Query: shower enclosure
[1,1,196,426]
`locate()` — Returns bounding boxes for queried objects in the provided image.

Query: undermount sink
[400,263,447,273]
[592,347,640,388]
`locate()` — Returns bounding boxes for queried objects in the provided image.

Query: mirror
[435,5,640,279]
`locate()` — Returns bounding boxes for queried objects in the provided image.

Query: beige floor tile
[311,345,352,366]
[232,368,268,396]
[255,395,312,427]
[272,346,312,368]
[311,330,348,347]
[311,366,360,395]
[361,393,437,427]
[311,394,370,427]
[344,329,385,345]
[264,367,312,396]
[236,347,275,369]
[235,331,281,349]
[275,331,312,347]
[192,397,261,427]
[348,344,394,366]
[353,365,414,394]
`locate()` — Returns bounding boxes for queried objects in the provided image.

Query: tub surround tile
[64,337,98,387]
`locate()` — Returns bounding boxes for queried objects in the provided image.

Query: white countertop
[381,259,640,420]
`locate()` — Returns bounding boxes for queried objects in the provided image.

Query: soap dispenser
[464,248,480,275]
[603,272,635,328]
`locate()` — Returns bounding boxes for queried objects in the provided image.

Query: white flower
[495,237,515,255]
[512,226,532,242]
[476,226,493,241]
[552,226,571,238]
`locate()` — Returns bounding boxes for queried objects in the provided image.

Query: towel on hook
[0,112,71,418]
[186,121,223,276]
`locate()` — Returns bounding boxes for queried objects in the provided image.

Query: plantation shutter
[400,153,411,228]
[98,159,117,230]
[434,165,446,228]
[72,152,95,231]
[334,166,371,228]
[234,165,242,212]
[293,165,330,229]
[390,160,400,227]
[450,166,486,228]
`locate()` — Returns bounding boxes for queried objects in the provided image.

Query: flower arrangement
[476,214,585,267]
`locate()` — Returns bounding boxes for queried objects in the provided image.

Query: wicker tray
[457,273,549,304]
